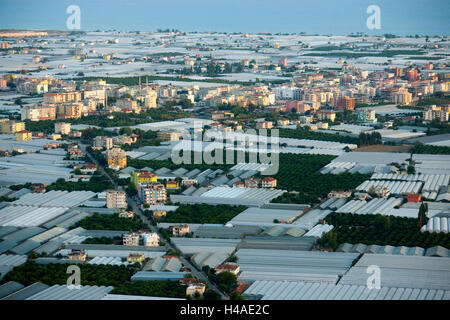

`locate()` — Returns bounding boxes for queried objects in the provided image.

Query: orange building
[407,194,421,203]
[335,97,355,111]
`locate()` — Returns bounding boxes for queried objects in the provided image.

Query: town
[0,28,449,302]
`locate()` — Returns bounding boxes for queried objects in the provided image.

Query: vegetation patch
[318,212,450,250]
[70,213,148,232]
[158,204,246,224]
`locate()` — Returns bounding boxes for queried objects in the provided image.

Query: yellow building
[106,148,127,169]
[127,253,145,263]
[131,170,157,189]
[56,103,83,119]
[166,180,180,189]
[16,130,32,141]
[49,133,62,140]
[1,120,26,134]
[152,210,167,219]
[157,131,179,141]
[317,111,336,122]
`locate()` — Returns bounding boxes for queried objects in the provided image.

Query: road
[79,142,229,300]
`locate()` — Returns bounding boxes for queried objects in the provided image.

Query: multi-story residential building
[17,79,48,95]
[186,283,206,297]
[69,130,82,138]
[423,105,449,122]
[112,135,137,146]
[74,164,98,174]
[244,178,260,188]
[157,131,180,141]
[357,109,377,123]
[127,253,145,263]
[256,121,273,129]
[54,122,71,135]
[215,263,240,276]
[169,224,190,236]
[16,130,32,141]
[94,136,113,150]
[43,91,82,104]
[261,177,277,188]
[131,170,157,189]
[123,233,140,246]
[106,189,127,209]
[317,110,336,122]
[0,79,7,89]
[232,181,245,188]
[407,69,418,82]
[106,148,127,169]
[118,211,135,218]
[334,96,355,110]
[181,179,198,186]
[82,89,106,101]
[166,180,180,190]
[56,102,83,119]
[142,233,160,246]
[391,89,412,105]
[152,210,167,219]
[67,250,87,262]
[116,98,140,113]
[21,104,56,121]
[139,182,167,205]
[1,120,26,134]
[67,145,83,159]
[143,90,157,108]
[277,119,290,126]
[285,100,302,113]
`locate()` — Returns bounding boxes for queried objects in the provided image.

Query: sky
[0,0,449,36]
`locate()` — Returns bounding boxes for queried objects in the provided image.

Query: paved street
[79,142,229,300]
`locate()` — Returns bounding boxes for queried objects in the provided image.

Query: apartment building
[54,122,71,135]
[21,104,56,121]
[423,105,449,122]
[56,102,83,119]
[139,182,167,205]
[131,170,157,189]
[94,136,113,150]
[1,120,25,134]
[17,79,48,95]
[123,233,140,246]
[261,177,277,188]
[116,98,140,113]
[334,96,355,111]
[16,130,32,141]
[357,109,377,123]
[391,89,412,105]
[143,90,157,108]
[169,224,190,236]
[157,131,180,141]
[43,91,82,104]
[317,110,336,122]
[142,233,160,246]
[106,148,127,169]
[106,189,127,209]
[256,121,273,129]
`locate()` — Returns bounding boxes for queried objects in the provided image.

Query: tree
[203,289,221,300]
[216,271,237,293]
[230,292,244,300]
[418,202,428,227]
[407,165,416,174]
